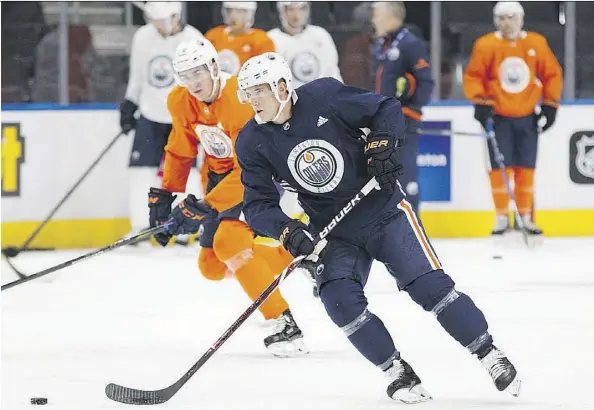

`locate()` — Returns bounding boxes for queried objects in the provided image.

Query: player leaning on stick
[464,1,562,236]
[148,39,307,357]
[235,52,522,403]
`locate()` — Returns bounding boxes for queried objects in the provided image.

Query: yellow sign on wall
[1,123,25,196]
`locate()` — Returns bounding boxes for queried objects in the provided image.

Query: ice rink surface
[2,237,593,409]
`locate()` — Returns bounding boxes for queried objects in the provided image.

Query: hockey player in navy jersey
[234,53,521,404]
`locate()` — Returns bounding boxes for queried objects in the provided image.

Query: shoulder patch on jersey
[287,139,344,193]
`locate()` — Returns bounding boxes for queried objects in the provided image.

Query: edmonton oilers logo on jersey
[291,51,320,83]
[288,139,344,193]
[148,56,174,88]
[499,57,530,94]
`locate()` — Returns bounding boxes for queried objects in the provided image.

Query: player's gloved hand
[535,105,557,132]
[300,238,328,279]
[473,103,494,130]
[364,131,403,194]
[279,220,315,258]
[395,74,413,100]
[167,194,213,235]
[148,187,176,247]
[119,99,138,135]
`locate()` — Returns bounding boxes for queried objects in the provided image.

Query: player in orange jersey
[147,38,308,357]
[464,1,562,236]
[206,2,275,76]
[200,2,276,194]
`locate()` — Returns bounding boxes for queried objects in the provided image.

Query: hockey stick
[1,131,124,260]
[484,120,531,247]
[104,177,380,406]
[2,253,27,278]
[1,225,168,291]
[415,128,486,138]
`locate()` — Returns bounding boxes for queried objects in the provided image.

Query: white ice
[2,237,594,410]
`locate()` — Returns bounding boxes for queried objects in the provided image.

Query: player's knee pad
[198,248,229,281]
[405,269,456,312]
[319,278,369,329]
[213,219,255,272]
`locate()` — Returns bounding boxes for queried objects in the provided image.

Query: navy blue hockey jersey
[371,28,434,121]
[235,78,407,241]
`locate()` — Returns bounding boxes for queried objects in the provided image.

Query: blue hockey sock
[406,270,493,354]
[320,278,399,368]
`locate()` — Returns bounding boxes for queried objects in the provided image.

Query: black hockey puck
[492,255,503,260]
[30,398,47,405]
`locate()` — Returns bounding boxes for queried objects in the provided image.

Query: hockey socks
[406,270,493,354]
[320,278,398,366]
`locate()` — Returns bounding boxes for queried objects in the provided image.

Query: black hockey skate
[385,358,432,404]
[263,309,308,357]
[480,346,521,397]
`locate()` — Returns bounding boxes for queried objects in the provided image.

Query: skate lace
[385,360,405,382]
[272,314,289,334]
[482,349,507,381]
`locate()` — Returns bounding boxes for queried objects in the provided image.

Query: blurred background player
[201,2,276,197]
[205,2,275,76]
[147,39,307,356]
[120,1,203,238]
[463,1,562,236]
[267,1,343,225]
[268,2,342,88]
[371,2,434,214]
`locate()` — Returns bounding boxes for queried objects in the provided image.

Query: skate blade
[391,384,433,404]
[505,376,522,397]
[266,338,309,358]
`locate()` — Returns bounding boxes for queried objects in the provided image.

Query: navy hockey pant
[491,115,538,169]
[129,116,172,167]
[315,199,493,369]
[398,118,420,212]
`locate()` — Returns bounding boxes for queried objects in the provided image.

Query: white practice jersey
[267,25,342,88]
[125,24,204,124]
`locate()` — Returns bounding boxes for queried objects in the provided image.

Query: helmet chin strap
[271,91,291,123]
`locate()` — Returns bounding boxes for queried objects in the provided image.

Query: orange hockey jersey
[162,74,255,213]
[205,26,275,75]
[463,31,562,117]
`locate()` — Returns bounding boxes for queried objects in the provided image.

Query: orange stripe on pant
[397,200,442,271]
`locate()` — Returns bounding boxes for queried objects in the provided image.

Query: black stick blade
[105,383,171,405]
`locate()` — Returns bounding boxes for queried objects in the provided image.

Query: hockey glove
[473,103,494,130]
[535,105,557,132]
[167,194,213,235]
[279,220,315,258]
[148,187,176,247]
[119,99,138,135]
[364,131,403,194]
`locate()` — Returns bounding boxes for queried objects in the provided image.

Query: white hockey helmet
[222,2,258,29]
[493,1,524,17]
[237,52,294,122]
[173,38,220,88]
[493,2,524,35]
[276,2,310,30]
[144,2,182,35]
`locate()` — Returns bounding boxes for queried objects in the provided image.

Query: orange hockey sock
[489,168,513,215]
[214,220,289,320]
[514,167,535,215]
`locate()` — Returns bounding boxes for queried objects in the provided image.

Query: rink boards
[1,102,593,249]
